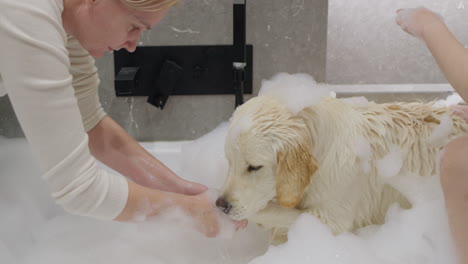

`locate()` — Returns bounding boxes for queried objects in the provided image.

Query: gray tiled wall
[1,0,464,140]
[0,96,22,138]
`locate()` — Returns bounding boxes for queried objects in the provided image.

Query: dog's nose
[215,198,232,214]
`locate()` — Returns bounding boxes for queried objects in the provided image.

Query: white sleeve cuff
[43,135,128,220]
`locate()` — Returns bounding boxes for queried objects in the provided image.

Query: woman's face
[74,0,169,58]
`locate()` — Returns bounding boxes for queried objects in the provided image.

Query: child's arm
[396,8,468,102]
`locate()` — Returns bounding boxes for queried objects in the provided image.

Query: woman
[397,7,468,263]
[0,0,246,237]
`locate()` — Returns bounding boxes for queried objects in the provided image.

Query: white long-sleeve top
[0,0,128,220]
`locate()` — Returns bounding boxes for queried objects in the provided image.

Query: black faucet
[233,0,247,107]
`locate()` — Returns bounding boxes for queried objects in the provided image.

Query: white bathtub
[0,84,462,264]
[136,141,189,175]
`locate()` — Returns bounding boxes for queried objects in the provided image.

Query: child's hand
[452,105,468,122]
[396,7,444,39]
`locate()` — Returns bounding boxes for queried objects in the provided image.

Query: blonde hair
[123,0,178,12]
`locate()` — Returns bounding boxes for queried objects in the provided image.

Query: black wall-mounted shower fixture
[113,0,252,110]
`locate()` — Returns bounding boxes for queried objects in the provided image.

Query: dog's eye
[247,165,263,172]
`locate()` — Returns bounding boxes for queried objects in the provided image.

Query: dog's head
[217,96,318,220]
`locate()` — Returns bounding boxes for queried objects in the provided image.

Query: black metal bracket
[113,0,252,110]
[114,45,253,109]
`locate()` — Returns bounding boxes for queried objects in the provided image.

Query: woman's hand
[396,7,444,39]
[182,192,248,237]
[89,116,248,237]
[116,181,247,238]
[153,170,208,196]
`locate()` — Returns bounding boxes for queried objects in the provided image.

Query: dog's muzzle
[215,198,232,214]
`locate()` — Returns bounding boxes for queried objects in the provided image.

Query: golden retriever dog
[216,95,468,244]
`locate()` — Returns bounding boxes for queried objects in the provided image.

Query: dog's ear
[275,134,317,209]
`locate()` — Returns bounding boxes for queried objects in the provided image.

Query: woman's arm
[87,115,207,195]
